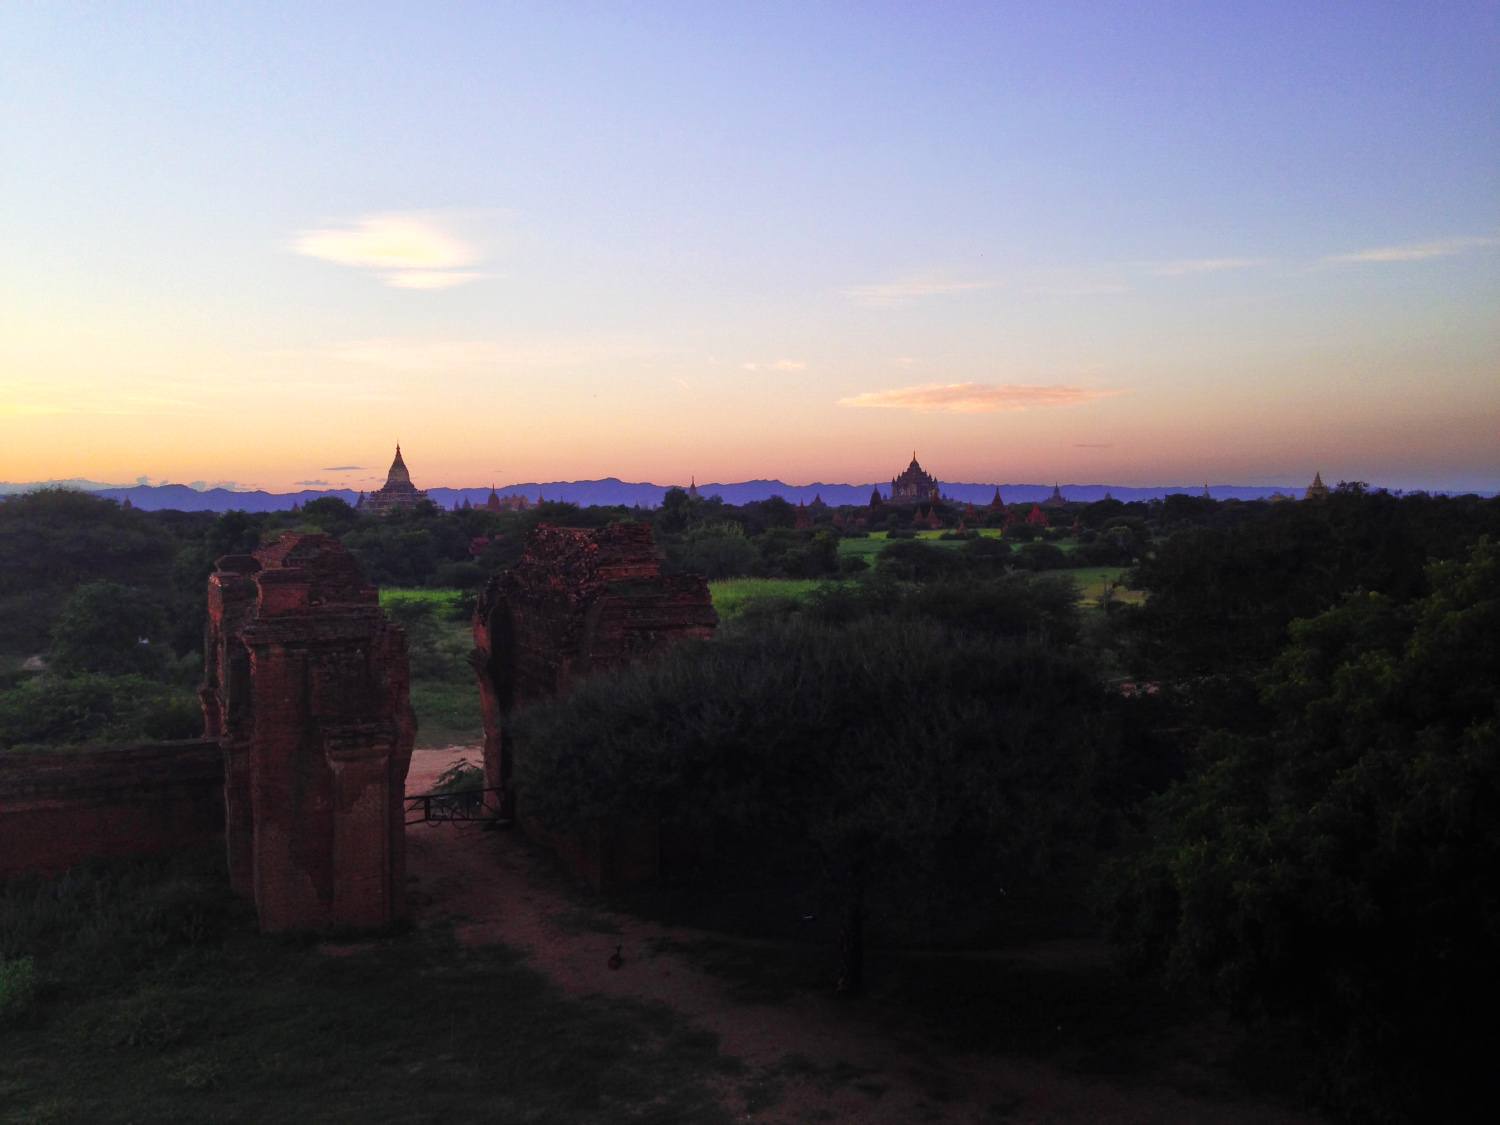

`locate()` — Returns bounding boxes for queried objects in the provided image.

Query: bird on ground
[607,944,623,970]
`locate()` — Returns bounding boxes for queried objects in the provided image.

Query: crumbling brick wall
[0,740,223,878]
[472,522,716,885]
[204,533,414,931]
[2,536,413,930]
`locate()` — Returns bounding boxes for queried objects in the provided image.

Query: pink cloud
[838,382,1125,414]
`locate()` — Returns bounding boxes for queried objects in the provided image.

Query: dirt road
[404,748,1314,1123]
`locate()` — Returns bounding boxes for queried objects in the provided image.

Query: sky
[2,2,1497,493]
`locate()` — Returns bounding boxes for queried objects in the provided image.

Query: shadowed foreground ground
[404,749,1318,1123]
[0,750,1319,1123]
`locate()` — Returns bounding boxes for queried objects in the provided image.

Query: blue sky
[2,2,1497,491]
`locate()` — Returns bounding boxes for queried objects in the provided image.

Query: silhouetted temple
[1304,471,1329,501]
[889,453,941,504]
[1042,483,1067,508]
[359,445,428,516]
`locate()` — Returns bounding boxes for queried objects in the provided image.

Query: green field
[1064,566,1144,607]
[710,567,1140,619]
[380,588,484,748]
[836,530,1079,560]
[379,587,466,610]
[708,578,828,620]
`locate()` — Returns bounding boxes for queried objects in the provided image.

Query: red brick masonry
[0,740,223,878]
[204,534,415,932]
[472,523,716,888]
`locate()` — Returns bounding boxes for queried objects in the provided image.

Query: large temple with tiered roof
[888,453,942,504]
[358,445,429,516]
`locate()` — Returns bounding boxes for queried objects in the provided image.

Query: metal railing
[403,786,508,827]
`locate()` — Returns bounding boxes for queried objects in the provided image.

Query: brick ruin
[4,522,708,907]
[471,522,716,883]
[0,740,223,879]
[202,533,414,931]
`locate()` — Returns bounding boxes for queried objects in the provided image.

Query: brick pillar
[209,533,414,932]
[201,554,260,898]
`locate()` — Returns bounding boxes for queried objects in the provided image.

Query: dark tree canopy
[1106,539,1500,1120]
[514,580,1129,988]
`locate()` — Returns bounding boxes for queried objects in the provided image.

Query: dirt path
[404,748,1314,1123]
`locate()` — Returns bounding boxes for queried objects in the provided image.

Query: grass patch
[837,532,1079,561]
[708,578,828,621]
[0,851,734,1123]
[409,679,485,749]
[379,587,466,612]
[1057,566,1144,607]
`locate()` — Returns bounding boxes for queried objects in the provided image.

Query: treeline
[510,483,1500,1121]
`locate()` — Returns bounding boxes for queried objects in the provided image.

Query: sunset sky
[3,3,1497,493]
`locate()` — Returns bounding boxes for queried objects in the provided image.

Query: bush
[513,613,1122,984]
[0,674,200,749]
[1012,542,1068,571]
[0,851,236,992]
[381,597,469,681]
[0,956,37,1024]
[875,540,968,582]
[434,560,487,589]
[666,521,758,580]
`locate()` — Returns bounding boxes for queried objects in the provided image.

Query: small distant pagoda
[360,445,428,516]
[889,453,941,504]
[484,484,530,512]
[1041,483,1067,509]
[1304,471,1329,501]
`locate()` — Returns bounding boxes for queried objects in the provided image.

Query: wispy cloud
[839,382,1124,414]
[1149,257,1266,277]
[742,359,807,372]
[322,465,365,472]
[294,212,489,289]
[842,274,998,307]
[1324,235,1499,264]
[381,270,489,290]
[295,479,330,487]
[320,337,657,371]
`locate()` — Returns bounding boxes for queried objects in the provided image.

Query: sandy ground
[403,747,1317,1124]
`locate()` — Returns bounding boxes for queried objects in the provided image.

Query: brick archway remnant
[203,533,414,932]
[471,522,716,880]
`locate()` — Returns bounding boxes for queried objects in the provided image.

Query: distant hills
[0,476,1353,512]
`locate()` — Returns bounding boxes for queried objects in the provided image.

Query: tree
[0,490,175,654]
[514,610,1122,992]
[1105,539,1500,1120]
[666,521,757,579]
[300,496,359,536]
[48,580,169,677]
[874,539,967,582]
